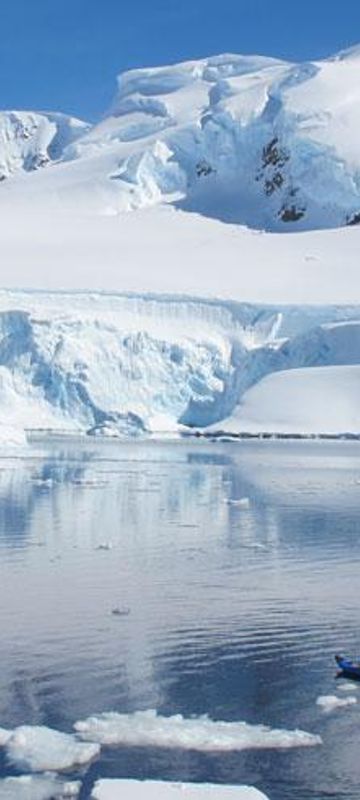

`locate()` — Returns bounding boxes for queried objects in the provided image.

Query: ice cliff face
[0,292,360,439]
[2,48,360,230]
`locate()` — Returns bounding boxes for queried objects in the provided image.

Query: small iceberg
[316,695,357,713]
[225,498,251,508]
[4,725,99,772]
[90,779,269,800]
[0,775,80,799]
[75,709,321,751]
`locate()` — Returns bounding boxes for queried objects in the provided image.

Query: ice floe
[0,727,12,745]
[0,775,80,799]
[75,709,321,751]
[338,682,359,692]
[90,779,269,800]
[316,695,357,713]
[225,498,251,508]
[4,725,99,772]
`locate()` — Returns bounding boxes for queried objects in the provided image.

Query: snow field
[218,365,360,435]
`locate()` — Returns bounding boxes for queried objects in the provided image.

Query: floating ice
[0,727,11,745]
[75,709,321,751]
[90,779,269,800]
[0,775,80,799]
[316,695,357,713]
[5,725,100,772]
[226,498,250,508]
[338,682,359,692]
[31,478,54,487]
[111,606,131,617]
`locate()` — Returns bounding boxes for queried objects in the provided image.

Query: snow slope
[217,365,360,435]
[0,204,360,305]
[0,47,360,303]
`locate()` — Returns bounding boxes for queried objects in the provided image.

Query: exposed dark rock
[279,204,305,223]
[31,153,50,170]
[262,137,289,169]
[196,160,214,178]
[346,211,360,226]
[264,171,284,195]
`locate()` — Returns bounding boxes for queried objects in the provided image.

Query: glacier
[0,48,359,438]
[0,291,359,439]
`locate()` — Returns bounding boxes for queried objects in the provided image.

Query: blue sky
[1,0,359,120]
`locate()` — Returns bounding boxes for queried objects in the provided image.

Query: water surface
[1,439,360,799]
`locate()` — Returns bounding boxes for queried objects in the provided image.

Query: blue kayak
[335,654,360,679]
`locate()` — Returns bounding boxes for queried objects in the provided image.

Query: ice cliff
[0,291,359,440]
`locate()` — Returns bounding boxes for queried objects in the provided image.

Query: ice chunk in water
[75,709,322,751]
[225,497,250,508]
[91,780,269,799]
[0,775,80,799]
[5,725,99,771]
[316,695,357,713]
[0,727,11,745]
[338,682,359,692]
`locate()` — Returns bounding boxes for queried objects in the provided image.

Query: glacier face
[0,291,359,439]
[2,48,360,230]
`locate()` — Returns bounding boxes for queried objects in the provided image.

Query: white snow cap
[91,779,269,800]
[3,47,360,233]
[75,709,321,751]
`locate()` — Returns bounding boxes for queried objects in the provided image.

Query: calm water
[1,438,360,799]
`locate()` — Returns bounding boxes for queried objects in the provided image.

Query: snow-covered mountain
[0,48,360,442]
[2,47,360,230]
